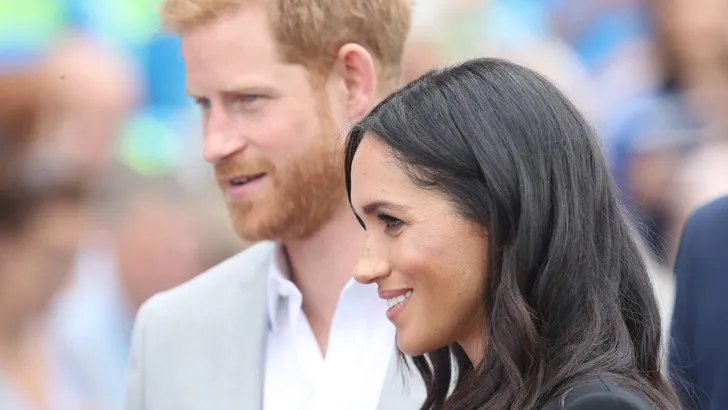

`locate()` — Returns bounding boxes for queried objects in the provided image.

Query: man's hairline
[168,8,403,92]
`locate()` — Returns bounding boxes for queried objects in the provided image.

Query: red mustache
[214,157,276,181]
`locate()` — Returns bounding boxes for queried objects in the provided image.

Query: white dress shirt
[263,246,396,410]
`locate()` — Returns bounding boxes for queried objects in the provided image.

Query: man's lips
[229,173,266,186]
[220,172,268,200]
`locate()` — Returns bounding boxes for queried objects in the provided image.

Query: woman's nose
[353,257,391,285]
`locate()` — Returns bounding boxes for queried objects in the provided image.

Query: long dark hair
[344,58,680,409]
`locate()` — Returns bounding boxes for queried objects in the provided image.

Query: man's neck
[282,206,365,355]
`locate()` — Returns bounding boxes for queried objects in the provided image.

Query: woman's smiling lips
[379,288,413,320]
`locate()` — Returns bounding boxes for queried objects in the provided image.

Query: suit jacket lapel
[207,243,272,409]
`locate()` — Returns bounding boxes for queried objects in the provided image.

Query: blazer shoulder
[677,195,728,264]
[684,195,728,236]
[558,379,654,410]
[136,241,275,323]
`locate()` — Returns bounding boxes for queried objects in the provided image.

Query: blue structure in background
[540,0,653,71]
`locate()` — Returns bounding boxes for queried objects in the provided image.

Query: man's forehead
[179,5,277,64]
[185,65,305,97]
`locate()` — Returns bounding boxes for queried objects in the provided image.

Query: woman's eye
[377,213,404,232]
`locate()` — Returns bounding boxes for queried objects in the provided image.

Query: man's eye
[240,94,260,103]
[194,97,211,110]
[377,213,404,232]
[235,94,263,105]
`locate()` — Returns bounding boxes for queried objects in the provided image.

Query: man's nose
[353,256,391,285]
[203,107,247,163]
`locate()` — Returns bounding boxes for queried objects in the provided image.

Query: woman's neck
[458,312,487,366]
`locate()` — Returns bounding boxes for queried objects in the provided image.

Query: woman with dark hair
[344,58,681,409]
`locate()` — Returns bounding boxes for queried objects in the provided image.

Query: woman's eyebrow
[361,201,409,216]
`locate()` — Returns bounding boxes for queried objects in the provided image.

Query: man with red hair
[125,1,425,409]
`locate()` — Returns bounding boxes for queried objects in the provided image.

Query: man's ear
[332,43,377,119]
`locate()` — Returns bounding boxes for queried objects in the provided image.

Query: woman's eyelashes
[377,212,404,233]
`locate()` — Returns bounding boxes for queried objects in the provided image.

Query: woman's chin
[397,345,426,357]
[396,333,430,357]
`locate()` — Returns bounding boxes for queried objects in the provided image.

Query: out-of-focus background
[0,0,726,408]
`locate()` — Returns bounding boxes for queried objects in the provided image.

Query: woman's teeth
[386,290,413,309]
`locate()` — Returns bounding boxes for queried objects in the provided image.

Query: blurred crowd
[1,0,727,409]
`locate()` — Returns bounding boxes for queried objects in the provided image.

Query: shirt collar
[267,245,302,332]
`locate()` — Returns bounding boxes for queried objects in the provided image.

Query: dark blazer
[542,379,654,410]
[669,195,728,410]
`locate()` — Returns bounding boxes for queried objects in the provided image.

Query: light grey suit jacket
[124,241,426,410]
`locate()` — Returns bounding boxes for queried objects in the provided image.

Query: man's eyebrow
[222,76,278,94]
[185,82,277,98]
[222,84,276,94]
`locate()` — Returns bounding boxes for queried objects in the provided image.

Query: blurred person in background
[545,0,677,262]
[669,195,728,410]
[25,32,233,410]
[654,0,728,381]
[598,0,728,263]
[541,0,728,266]
[35,34,141,185]
[0,72,91,409]
[651,0,728,134]
[124,0,426,409]
[649,0,728,258]
[48,165,204,410]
